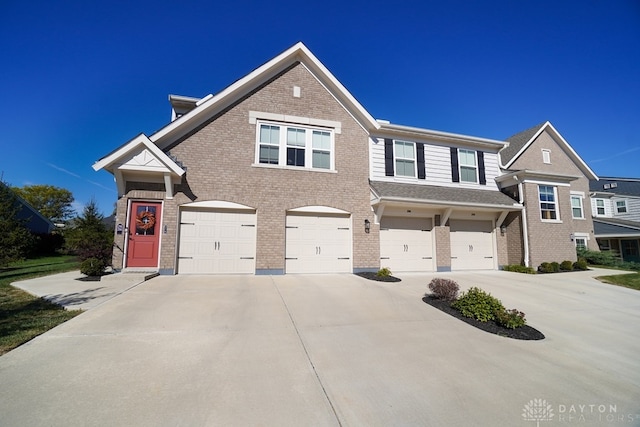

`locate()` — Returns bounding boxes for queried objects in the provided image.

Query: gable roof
[150,42,379,149]
[500,121,598,180]
[589,177,640,197]
[93,134,185,176]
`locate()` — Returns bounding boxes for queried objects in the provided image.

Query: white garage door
[178,209,256,274]
[380,217,434,272]
[285,214,351,273]
[450,219,495,270]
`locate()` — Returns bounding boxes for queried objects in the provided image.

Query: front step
[101,270,159,282]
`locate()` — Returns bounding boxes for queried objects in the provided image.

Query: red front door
[127,202,162,268]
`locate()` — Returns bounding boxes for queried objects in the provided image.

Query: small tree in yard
[65,199,113,275]
[0,182,35,266]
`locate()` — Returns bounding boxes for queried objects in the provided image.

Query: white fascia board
[93,134,185,177]
[377,196,522,211]
[503,121,598,180]
[544,122,598,180]
[503,122,547,169]
[378,123,506,150]
[151,42,379,148]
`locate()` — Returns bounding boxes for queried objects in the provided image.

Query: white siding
[609,196,640,222]
[370,136,501,191]
[591,197,614,218]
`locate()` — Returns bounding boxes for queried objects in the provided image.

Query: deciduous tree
[12,184,74,223]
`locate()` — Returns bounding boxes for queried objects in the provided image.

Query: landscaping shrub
[502,264,536,274]
[577,248,619,267]
[573,259,588,271]
[550,262,560,272]
[495,308,527,329]
[376,267,392,277]
[560,260,574,271]
[80,257,107,277]
[428,278,459,301]
[451,287,505,322]
[538,262,553,273]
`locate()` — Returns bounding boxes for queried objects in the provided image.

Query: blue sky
[2,0,639,215]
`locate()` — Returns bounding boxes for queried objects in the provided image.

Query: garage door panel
[380,217,434,273]
[285,214,352,274]
[178,209,256,274]
[450,220,495,270]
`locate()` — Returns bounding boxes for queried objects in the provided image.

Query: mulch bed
[355,272,402,282]
[422,296,545,340]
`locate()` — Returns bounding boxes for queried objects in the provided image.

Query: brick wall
[126,62,379,273]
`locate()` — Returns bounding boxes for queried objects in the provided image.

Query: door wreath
[136,210,156,231]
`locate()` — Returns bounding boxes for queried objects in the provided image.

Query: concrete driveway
[1,270,639,426]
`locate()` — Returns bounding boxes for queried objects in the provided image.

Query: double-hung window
[286,127,306,167]
[571,195,584,219]
[459,149,478,183]
[616,200,628,214]
[259,125,280,164]
[595,199,605,216]
[539,185,558,220]
[312,131,331,169]
[256,122,333,170]
[394,141,416,177]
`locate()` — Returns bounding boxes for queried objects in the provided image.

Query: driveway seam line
[271,277,343,427]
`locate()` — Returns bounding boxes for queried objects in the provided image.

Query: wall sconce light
[570,233,575,241]
[500,225,507,236]
[364,219,371,234]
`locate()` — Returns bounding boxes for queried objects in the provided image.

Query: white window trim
[542,149,551,164]
[254,120,335,171]
[594,198,606,216]
[539,185,561,222]
[615,199,628,214]
[394,140,417,178]
[458,149,478,184]
[572,232,590,250]
[570,195,584,219]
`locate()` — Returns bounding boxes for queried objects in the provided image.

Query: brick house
[94,43,598,274]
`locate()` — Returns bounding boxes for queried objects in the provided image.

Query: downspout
[516,177,530,267]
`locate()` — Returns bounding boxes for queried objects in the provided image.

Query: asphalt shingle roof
[370,181,520,208]
[500,122,546,165]
[589,178,640,197]
[593,218,640,236]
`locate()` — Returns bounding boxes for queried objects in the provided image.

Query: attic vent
[604,184,611,189]
[611,183,618,188]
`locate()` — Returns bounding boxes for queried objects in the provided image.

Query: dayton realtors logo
[522,399,555,426]
[523,398,640,425]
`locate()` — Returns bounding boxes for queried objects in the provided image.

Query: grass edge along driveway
[0,255,82,355]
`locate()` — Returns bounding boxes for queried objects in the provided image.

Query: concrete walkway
[1,269,639,426]
[13,270,157,310]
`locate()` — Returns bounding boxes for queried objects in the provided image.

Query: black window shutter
[384,139,394,176]
[477,151,486,185]
[416,143,426,179]
[450,147,460,182]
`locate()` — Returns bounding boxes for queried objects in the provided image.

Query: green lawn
[596,272,640,291]
[0,255,82,355]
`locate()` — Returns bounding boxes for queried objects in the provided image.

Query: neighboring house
[1,182,55,234]
[496,122,599,269]
[589,177,640,263]
[93,43,598,274]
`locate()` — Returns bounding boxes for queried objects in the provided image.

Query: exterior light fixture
[500,225,507,236]
[364,219,371,234]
